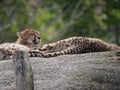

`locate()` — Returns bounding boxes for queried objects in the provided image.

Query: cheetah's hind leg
[0,48,12,60]
[29,46,82,58]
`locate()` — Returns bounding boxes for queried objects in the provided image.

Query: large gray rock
[0,51,120,90]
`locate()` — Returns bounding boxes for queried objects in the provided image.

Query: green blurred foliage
[0,0,120,45]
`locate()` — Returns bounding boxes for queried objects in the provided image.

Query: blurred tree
[0,0,32,42]
[0,0,120,45]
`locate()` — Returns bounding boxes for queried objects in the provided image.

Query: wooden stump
[13,51,34,90]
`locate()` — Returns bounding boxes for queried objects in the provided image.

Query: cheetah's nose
[33,39,39,44]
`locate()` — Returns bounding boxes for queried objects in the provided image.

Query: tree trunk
[13,51,34,90]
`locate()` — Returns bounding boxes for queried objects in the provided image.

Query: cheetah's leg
[38,44,54,51]
[0,48,14,60]
[38,42,70,53]
[0,52,9,60]
[29,46,82,58]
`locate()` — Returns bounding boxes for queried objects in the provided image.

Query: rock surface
[0,51,120,90]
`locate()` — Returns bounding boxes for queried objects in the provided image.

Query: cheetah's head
[17,29,41,48]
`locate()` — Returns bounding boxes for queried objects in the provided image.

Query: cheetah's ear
[17,32,21,37]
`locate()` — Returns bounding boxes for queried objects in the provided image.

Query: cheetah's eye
[38,37,41,39]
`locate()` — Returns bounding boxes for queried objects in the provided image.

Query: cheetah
[0,29,41,60]
[16,28,41,48]
[29,37,120,58]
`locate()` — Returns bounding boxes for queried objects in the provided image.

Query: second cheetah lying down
[30,37,120,58]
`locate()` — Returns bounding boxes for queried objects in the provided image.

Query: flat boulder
[0,51,120,90]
